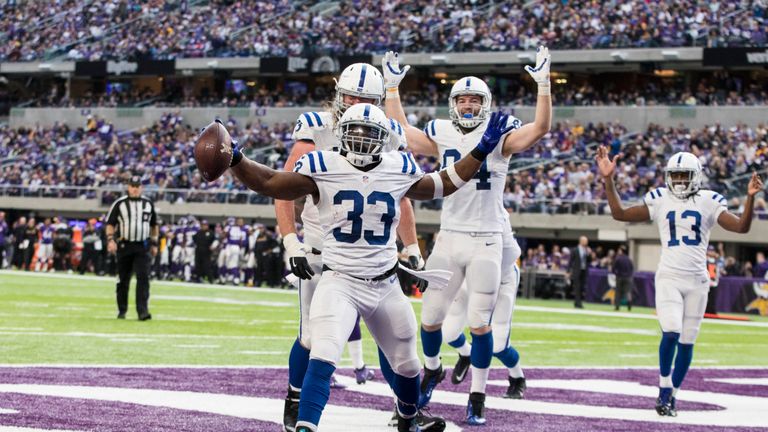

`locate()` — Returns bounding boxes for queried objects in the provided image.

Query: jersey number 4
[443,149,491,190]
[333,190,395,246]
[666,210,702,246]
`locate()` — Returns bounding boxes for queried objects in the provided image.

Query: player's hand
[747,171,764,196]
[477,111,516,155]
[382,51,410,90]
[524,46,551,85]
[595,145,622,178]
[283,233,314,280]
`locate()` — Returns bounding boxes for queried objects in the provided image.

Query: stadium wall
[9,106,768,131]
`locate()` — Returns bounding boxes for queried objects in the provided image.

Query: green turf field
[1,270,767,367]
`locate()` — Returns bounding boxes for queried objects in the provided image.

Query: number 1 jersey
[644,187,728,278]
[294,150,424,279]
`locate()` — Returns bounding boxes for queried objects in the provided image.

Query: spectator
[612,245,634,311]
[755,252,768,279]
[567,236,590,309]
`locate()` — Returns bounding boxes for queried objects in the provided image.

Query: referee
[105,175,158,321]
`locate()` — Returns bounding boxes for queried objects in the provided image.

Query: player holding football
[596,145,763,416]
[215,103,516,431]
[274,63,428,431]
[383,48,552,425]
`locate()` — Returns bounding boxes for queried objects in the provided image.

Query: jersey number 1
[666,210,702,246]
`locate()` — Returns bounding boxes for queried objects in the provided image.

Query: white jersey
[291,111,408,250]
[644,187,727,278]
[294,149,423,279]
[424,117,521,233]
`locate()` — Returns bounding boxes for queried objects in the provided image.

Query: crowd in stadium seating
[1,113,766,214]
[1,0,765,62]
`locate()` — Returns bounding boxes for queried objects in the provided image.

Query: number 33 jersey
[294,150,424,279]
[424,117,520,233]
[644,187,728,278]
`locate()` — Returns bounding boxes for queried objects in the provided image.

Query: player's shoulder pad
[645,187,667,201]
[293,150,333,176]
[389,150,423,176]
[387,118,408,151]
[423,119,448,139]
[292,111,333,142]
[702,189,728,206]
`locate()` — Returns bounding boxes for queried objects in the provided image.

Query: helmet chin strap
[340,149,381,169]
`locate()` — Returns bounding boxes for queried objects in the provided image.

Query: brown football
[194,121,234,182]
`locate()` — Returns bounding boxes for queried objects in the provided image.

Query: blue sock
[493,346,520,368]
[288,338,311,390]
[297,359,336,427]
[448,333,466,349]
[470,332,493,369]
[672,343,694,388]
[659,332,680,378]
[378,347,395,389]
[421,327,442,358]
[393,373,420,417]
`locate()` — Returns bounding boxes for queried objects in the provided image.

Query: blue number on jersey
[665,210,702,247]
[333,190,363,243]
[333,190,395,245]
[442,149,491,190]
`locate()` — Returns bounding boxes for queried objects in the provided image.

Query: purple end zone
[1,367,767,432]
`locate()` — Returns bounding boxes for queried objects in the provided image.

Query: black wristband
[230,148,243,167]
[470,147,489,161]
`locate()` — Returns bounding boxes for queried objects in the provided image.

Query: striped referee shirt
[106,196,157,242]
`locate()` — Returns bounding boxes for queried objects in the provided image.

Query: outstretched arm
[382,51,439,157]
[596,145,650,222]
[231,155,317,201]
[717,172,763,233]
[502,46,552,157]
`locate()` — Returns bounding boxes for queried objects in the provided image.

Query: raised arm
[717,172,763,233]
[230,151,317,201]
[407,111,513,200]
[595,145,650,222]
[502,46,552,157]
[382,51,439,157]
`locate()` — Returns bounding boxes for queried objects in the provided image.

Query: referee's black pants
[116,241,151,316]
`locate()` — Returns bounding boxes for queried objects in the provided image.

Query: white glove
[403,243,425,270]
[524,46,551,94]
[283,233,306,259]
[382,51,410,90]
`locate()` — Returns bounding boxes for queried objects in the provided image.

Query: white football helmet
[335,103,390,168]
[334,63,384,121]
[665,152,702,198]
[449,76,492,129]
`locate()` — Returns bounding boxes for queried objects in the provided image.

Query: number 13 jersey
[294,150,424,279]
[424,117,520,233]
[644,187,727,278]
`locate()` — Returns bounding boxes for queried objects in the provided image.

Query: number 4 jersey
[644,187,728,278]
[294,149,424,279]
[424,117,521,233]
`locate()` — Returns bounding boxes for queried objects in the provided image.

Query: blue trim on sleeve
[303,113,314,127]
[655,188,662,197]
[401,153,408,174]
[307,152,317,173]
[650,190,656,199]
[317,151,327,172]
[311,112,323,127]
[430,120,436,137]
[407,153,418,175]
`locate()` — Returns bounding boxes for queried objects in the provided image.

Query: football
[194,120,234,182]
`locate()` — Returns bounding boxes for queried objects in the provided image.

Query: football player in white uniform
[220,103,515,432]
[596,145,763,417]
[383,48,552,425]
[442,221,527,399]
[274,63,426,431]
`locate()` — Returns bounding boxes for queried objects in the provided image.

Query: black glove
[289,256,315,280]
[406,255,429,292]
